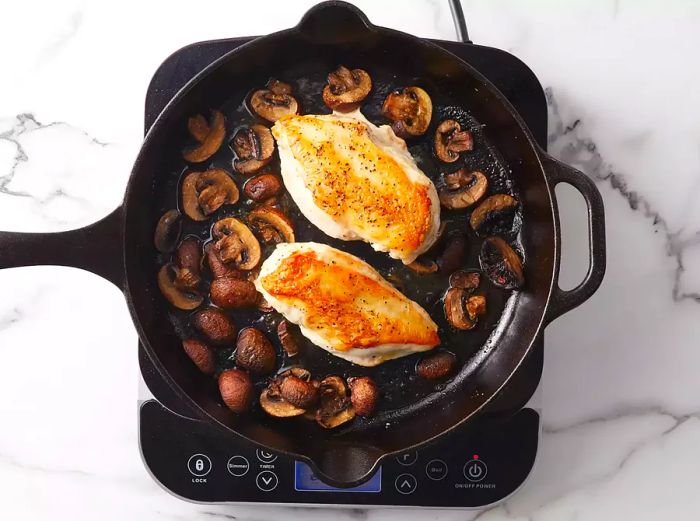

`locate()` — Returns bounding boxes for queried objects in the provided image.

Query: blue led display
[294,461,382,492]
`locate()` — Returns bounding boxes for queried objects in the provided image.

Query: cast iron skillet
[0,1,605,487]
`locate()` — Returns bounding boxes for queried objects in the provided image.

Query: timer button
[256,449,278,463]
[187,454,212,477]
[463,456,487,482]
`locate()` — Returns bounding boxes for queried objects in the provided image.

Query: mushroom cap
[232,125,275,175]
[250,81,299,123]
[444,287,475,330]
[479,237,524,289]
[469,194,518,233]
[154,209,182,253]
[182,169,239,221]
[157,264,203,310]
[434,119,473,163]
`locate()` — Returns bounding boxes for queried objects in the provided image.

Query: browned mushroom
[250,79,299,123]
[416,351,457,380]
[347,376,378,417]
[382,86,432,138]
[260,370,307,418]
[247,207,295,244]
[479,237,524,289]
[219,369,254,414]
[232,125,275,175]
[244,173,283,202]
[193,308,237,345]
[173,237,202,291]
[277,320,300,357]
[154,209,182,253]
[439,169,487,210]
[469,194,518,234]
[210,277,259,309]
[256,294,274,313]
[280,369,319,409]
[182,339,216,375]
[158,264,203,310]
[316,376,355,429]
[449,270,480,290]
[444,287,475,330]
[235,327,277,374]
[181,169,239,221]
[183,110,226,163]
[466,294,487,321]
[204,243,241,279]
[212,218,261,270]
[322,65,372,111]
[434,119,473,163]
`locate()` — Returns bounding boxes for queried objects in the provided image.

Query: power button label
[463,458,487,482]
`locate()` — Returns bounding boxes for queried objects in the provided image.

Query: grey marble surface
[1,0,699,519]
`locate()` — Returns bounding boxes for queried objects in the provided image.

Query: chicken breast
[255,242,440,366]
[272,110,440,265]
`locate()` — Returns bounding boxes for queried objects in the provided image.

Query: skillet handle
[540,153,606,324]
[0,206,124,288]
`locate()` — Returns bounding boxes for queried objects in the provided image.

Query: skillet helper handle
[540,153,606,324]
[0,206,124,288]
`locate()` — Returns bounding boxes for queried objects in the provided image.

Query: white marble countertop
[1,0,699,519]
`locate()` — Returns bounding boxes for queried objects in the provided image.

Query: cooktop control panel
[139,401,538,507]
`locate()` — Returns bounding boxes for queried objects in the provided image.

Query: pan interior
[124,23,555,456]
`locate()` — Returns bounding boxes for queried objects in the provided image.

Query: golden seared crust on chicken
[272,110,441,264]
[255,242,440,366]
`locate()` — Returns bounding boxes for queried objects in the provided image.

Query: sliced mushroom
[406,258,438,274]
[219,369,254,414]
[277,320,299,357]
[256,294,274,313]
[250,79,299,123]
[322,65,372,111]
[382,86,432,138]
[210,277,259,309]
[212,218,261,270]
[416,351,457,380]
[434,119,473,163]
[444,287,475,330]
[347,376,378,417]
[157,264,203,310]
[182,339,216,375]
[183,110,226,163]
[182,169,239,221]
[235,327,277,375]
[187,113,210,143]
[244,173,283,202]
[466,294,487,321]
[439,169,487,209]
[449,270,480,290]
[469,194,518,234]
[479,237,524,289]
[247,207,295,244]
[232,125,275,175]
[154,209,182,253]
[316,376,355,429]
[193,308,237,345]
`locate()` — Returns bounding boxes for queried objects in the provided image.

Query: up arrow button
[394,473,417,494]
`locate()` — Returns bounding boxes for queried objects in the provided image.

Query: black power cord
[448,0,470,43]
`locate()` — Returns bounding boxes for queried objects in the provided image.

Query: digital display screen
[294,461,382,492]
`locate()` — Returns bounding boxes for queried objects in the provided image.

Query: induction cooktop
[138,12,548,507]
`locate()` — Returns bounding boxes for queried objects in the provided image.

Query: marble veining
[1,1,699,520]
